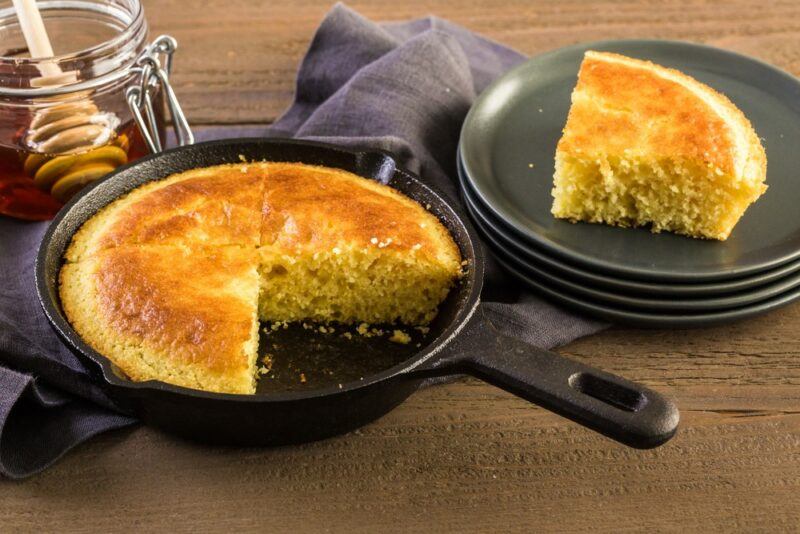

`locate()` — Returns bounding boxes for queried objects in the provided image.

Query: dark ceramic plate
[491,247,800,328]
[459,40,800,282]
[457,154,800,297]
[466,195,800,313]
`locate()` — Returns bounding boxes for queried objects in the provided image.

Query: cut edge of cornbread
[552,153,767,240]
[551,51,767,241]
[256,162,462,326]
[257,245,459,326]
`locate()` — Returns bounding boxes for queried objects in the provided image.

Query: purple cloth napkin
[0,3,606,479]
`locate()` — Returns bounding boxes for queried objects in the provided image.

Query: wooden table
[3,1,800,531]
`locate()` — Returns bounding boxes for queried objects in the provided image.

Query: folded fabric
[0,3,606,479]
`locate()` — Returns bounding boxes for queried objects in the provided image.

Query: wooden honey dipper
[13,0,128,202]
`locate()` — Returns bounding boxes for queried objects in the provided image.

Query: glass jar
[0,0,181,220]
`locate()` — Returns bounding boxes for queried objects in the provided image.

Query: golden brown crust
[558,51,765,180]
[96,246,255,373]
[261,163,460,264]
[67,164,266,261]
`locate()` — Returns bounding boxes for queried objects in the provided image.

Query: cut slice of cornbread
[258,163,461,325]
[551,51,767,240]
[66,163,267,261]
[60,244,261,394]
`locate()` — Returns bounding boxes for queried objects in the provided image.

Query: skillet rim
[35,137,485,403]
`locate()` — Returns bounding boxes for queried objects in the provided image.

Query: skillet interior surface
[37,138,483,405]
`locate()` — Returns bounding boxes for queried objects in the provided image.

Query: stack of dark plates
[458,40,800,327]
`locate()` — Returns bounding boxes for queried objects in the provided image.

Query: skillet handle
[418,307,679,448]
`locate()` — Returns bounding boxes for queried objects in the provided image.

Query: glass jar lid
[0,0,147,97]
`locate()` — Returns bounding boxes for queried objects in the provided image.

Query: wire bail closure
[126,35,193,153]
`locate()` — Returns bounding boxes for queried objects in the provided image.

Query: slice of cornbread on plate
[259,163,462,325]
[552,50,767,241]
[65,163,267,262]
[60,244,261,394]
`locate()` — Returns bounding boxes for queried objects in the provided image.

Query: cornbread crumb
[267,321,289,331]
[389,330,411,344]
[258,352,273,376]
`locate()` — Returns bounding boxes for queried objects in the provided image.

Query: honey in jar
[0,113,150,220]
[0,0,162,220]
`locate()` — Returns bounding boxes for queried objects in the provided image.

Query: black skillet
[36,138,679,449]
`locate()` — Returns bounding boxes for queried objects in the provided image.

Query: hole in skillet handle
[568,372,649,413]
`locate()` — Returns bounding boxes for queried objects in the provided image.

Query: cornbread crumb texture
[61,162,462,393]
[552,51,767,241]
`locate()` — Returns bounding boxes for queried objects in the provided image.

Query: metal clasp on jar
[126,35,194,153]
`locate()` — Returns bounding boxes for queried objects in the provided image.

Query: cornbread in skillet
[59,162,462,394]
[551,51,767,241]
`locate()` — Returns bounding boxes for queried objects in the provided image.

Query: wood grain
[145,0,800,124]
[3,0,800,531]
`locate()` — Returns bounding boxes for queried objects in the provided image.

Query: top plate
[459,40,800,282]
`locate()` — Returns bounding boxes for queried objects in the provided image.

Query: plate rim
[459,38,800,282]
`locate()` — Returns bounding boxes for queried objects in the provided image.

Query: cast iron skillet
[36,138,679,449]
